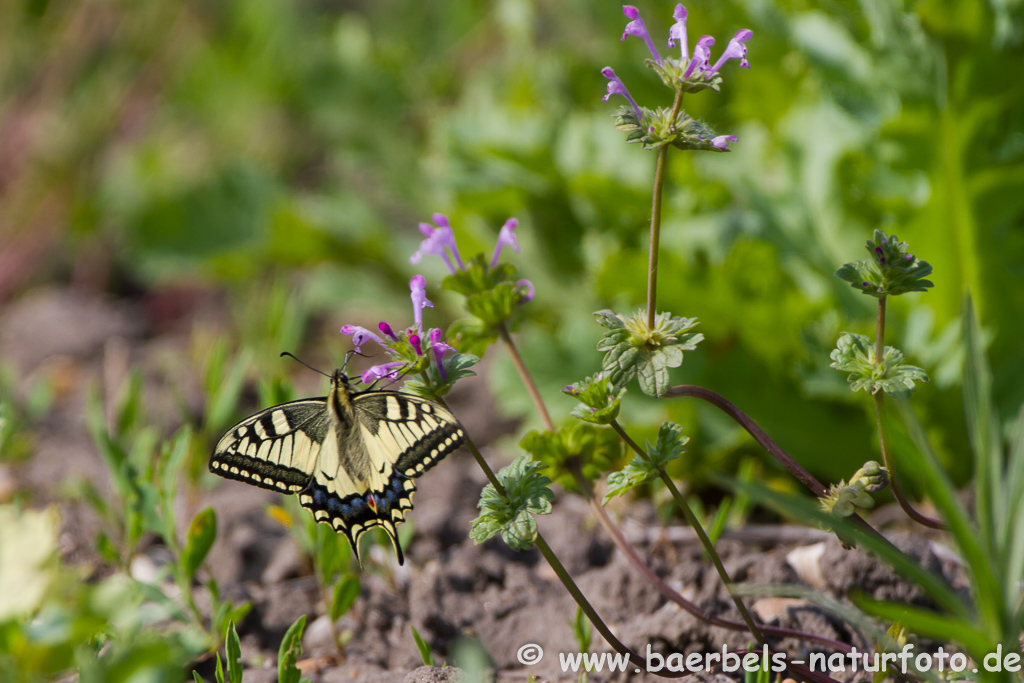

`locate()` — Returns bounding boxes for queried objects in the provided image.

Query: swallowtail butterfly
[210,369,465,564]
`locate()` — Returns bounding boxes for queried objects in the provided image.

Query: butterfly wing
[210,399,329,494]
[298,391,465,564]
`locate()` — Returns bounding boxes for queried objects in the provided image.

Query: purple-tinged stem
[661,384,902,553]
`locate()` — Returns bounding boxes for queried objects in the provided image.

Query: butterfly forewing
[210,399,329,493]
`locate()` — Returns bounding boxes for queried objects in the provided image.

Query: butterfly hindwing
[210,399,329,494]
[297,390,465,564]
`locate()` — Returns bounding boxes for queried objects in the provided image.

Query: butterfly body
[210,370,465,564]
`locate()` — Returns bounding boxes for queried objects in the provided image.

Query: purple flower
[491,218,521,267]
[516,279,535,303]
[705,29,752,77]
[362,362,405,385]
[621,6,662,63]
[667,4,688,60]
[410,214,465,274]
[683,35,714,78]
[429,328,455,380]
[340,325,384,352]
[379,321,398,341]
[409,333,423,357]
[711,135,737,151]
[410,274,433,330]
[601,67,642,120]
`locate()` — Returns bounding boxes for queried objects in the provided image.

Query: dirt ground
[0,287,964,682]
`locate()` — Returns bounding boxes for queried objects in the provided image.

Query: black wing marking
[210,399,329,494]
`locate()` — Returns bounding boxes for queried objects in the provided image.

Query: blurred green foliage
[2,0,1022,488]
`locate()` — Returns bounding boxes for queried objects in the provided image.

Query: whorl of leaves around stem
[830,333,928,395]
[595,309,703,397]
[612,105,734,152]
[470,456,554,551]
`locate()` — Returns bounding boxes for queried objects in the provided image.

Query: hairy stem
[661,384,900,552]
[871,299,945,529]
[498,323,555,432]
[609,419,767,647]
[646,91,683,330]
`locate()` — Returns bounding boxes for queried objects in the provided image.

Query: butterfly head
[332,368,354,390]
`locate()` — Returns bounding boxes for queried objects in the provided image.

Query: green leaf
[225,622,242,683]
[182,507,217,582]
[94,530,121,565]
[829,332,928,395]
[891,395,1005,640]
[193,672,207,683]
[470,456,554,551]
[571,607,592,654]
[278,614,308,683]
[214,653,225,683]
[520,423,621,491]
[603,422,689,504]
[961,296,1001,562]
[410,626,436,667]
[330,575,360,622]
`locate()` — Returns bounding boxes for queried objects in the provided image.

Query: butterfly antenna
[279,352,331,378]
[341,349,367,373]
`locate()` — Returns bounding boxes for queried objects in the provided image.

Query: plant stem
[663,385,827,496]
[875,295,886,365]
[450,420,687,679]
[498,323,555,432]
[609,420,767,648]
[570,466,853,654]
[661,384,901,552]
[533,533,687,678]
[872,298,945,529]
[874,394,944,529]
[646,91,683,330]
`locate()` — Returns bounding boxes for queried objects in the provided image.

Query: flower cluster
[340,274,455,385]
[602,4,752,151]
[412,213,533,294]
[819,461,889,517]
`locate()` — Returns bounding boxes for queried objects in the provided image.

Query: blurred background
[2,0,1023,494]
